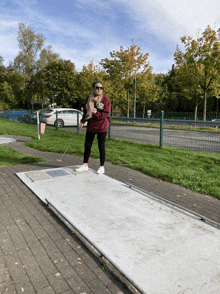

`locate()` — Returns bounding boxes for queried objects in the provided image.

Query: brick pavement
[1,135,220,294]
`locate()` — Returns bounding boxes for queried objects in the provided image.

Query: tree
[0,56,5,72]
[174,26,220,121]
[38,60,76,107]
[13,23,45,76]
[35,45,60,72]
[0,81,15,109]
[172,64,203,120]
[136,71,160,118]
[10,23,60,108]
[74,61,107,109]
[100,41,151,117]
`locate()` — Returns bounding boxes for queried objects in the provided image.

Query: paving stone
[62,249,81,267]
[77,264,98,284]
[54,238,73,254]
[66,275,92,294]
[17,247,49,291]
[87,278,112,294]
[27,246,55,275]
[4,253,30,285]
[62,290,75,294]
[36,286,56,294]
[0,282,16,294]
[15,282,36,294]
[58,266,78,280]
[47,273,71,293]
[7,224,28,251]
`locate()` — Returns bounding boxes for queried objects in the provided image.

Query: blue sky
[1,0,220,74]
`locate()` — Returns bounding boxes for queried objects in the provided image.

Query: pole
[56,111,58,131]
[134,76,136,119]
[160,111,164,148]
[37,110,40,140]
[77,112,79,133]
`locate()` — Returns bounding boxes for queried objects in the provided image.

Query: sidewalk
[1,135,220,294]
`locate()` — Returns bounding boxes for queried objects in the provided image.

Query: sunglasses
[95,86,104,90]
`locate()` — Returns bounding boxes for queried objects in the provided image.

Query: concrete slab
[17,166,220,294]
[0,137,16,144]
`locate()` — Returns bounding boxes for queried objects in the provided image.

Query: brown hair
[93,80,104,89]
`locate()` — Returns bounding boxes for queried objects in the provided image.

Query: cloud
[117,0,220,42]
[156,0,220,35]
[1,0,220,74]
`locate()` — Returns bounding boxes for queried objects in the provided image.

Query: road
[63,125,220,153]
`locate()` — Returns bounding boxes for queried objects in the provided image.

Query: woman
[76,81,111,174]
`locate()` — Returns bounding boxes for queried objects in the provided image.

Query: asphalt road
[62,125,220,153]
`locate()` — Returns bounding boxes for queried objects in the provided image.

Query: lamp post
[134,76,136,119]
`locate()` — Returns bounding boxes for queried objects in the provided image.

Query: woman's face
[93,83,104,96]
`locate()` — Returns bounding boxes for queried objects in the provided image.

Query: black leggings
[83,132,107,166]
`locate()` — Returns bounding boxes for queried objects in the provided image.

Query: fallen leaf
[199,168,204,171]
[77,262,82,265]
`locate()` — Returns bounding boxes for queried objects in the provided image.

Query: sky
[1,0,220,74]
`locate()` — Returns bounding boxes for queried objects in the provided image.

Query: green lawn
[0,146,46,167]
[1,118,220,200]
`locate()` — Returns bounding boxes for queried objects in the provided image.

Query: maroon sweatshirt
[81,94,111,133]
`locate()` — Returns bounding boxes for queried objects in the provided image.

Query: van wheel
[54,119,64,128]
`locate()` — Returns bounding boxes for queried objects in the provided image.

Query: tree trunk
[203,91,207,121]
[194,104,198,120]
[143,104,145,119]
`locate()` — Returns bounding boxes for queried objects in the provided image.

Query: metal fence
[111,112,220,153]
[114,111,220,121]
[1,109,220,153]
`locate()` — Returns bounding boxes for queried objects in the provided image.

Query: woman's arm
[92,97,111,120]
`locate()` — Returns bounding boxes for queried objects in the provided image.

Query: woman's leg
[83,132,96,164]
[97,132,107,166]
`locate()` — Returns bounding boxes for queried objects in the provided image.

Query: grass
[0,146,46,167]
[1,118,220,200]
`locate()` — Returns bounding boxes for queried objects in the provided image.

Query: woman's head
[93,81,104,96]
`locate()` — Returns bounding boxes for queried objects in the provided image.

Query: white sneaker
[75,165,88,172]
[97,166,105,174]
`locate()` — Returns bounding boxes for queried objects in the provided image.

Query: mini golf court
[17,166,220,294]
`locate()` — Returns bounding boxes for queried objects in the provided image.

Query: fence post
[108,112,111,138]
[77,112,79,133]
[37,110,40,140]
[160,111,164,148]
[56,111,58,130]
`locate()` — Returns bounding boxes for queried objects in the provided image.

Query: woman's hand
[79,122,84,128]
[86,114,92,120]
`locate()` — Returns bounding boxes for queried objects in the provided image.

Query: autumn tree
[136,71,160,118]
[100,41,151,117]
[73,61,107,108]
[172,64,203,120]
[174,26,220,121]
